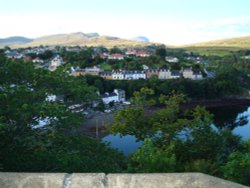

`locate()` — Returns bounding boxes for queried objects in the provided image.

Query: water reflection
[103,105,250,155]
[208,105,249,130]
[233,107,250,140]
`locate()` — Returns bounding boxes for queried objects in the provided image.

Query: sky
[1,0,250,45]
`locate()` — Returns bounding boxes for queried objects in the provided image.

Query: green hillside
[186,36,250,48]
[180,36,250,56]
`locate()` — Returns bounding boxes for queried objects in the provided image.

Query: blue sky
[1,0,250,45]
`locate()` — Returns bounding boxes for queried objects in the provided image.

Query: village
[4,45,210,81]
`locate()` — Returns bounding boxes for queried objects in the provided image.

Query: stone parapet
[0,173,248,188]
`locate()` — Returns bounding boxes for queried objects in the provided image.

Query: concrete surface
[0,173,248,188]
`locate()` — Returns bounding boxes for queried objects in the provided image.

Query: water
[102,105,250,155]
[102,134,143,156]
[208,105,250,140]
[225,107,250,140]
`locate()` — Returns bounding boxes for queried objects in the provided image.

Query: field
[184,46,243,56]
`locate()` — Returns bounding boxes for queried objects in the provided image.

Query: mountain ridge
[2,33,250,49]
[0,36,33,44]
[0,32,151,48]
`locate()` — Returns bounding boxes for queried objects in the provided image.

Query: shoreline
[183,98,250,109]
[79,98,250,138]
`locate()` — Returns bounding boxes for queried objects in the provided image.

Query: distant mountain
[132,36,150,43]
[0,32,151,48]
[0,36,33,44]
[183,35,250,48]
[84,32,99,38]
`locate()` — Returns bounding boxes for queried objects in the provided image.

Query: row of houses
[73,66,203,80]
[101,50,150,60]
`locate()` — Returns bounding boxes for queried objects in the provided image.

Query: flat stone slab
[0,173,65,188]
[71,173,106,188]
[0,173,248,188]
[107,173,249,188]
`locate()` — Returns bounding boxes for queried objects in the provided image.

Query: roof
[101,93,109,98]
[125,70,145,74]
[109,53,124,58]
[101,92,118,98]
[171,70,181,76]
[136,50,149,56]
[100,71,112,76]
[109,92,118,97]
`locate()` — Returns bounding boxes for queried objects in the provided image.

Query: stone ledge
[0,173,248,188]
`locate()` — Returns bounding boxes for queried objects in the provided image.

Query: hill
[181,35,250,56]
[0,36,33,46]
[132,36,150,43]
[184,35,250,48]
[0,32,152,48]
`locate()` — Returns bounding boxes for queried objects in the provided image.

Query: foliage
[222,140,250,185]
[110,87,247,183]
[128,139,176,173]
[0,51,126,173]
[0,130,126,173]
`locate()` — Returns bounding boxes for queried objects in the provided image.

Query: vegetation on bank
[110,88,250,185]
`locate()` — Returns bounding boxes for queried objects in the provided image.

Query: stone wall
[0,173,248,188]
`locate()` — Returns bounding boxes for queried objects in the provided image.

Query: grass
[100,63,112,70]
[184,46,242,56]
[178,35,250,56]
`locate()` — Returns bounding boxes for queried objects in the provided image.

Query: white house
[192,72,203,80]
[182,68,194,79]
[159,69,172,79]
[114,89,126,102]
[101,89,126,104]
[124,70,146,80]
[49,55,64,71]
[112,70,125,80]
[182,68,203,80]
[32,57,44,63]
[165,56,179,63]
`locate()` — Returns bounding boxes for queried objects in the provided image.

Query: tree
[39,50,53,60]
[110,46,123,54]
[128,139,176,173]
[222,140,250,186]
[156,47,167,59]
[110,88,214,144]
[110,87,241,176]
[0,53,126,173]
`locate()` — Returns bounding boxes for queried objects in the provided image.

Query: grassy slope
[181,36,250,56]
[187,36,250,48]
[184,46,241,56]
